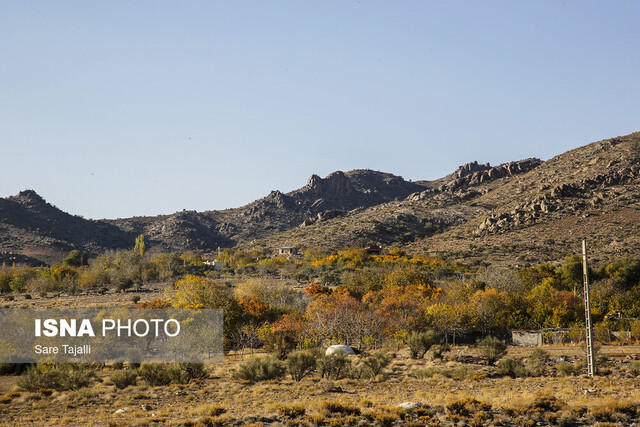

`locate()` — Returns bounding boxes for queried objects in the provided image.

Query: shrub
[18,364,96,392]
[322,401,361,416]
[442,367,468,380]
[0,363,31,376]
[610,400,638,417]
[589,406,614,423]
[111,370,138,389]
[433,343,451,359]
[286,350,317,382]
[111,361,124,370]
[63,364,97,390]
[477,336,507,365]
[447,398,491,417]
[139,363,185,386]
[362,350,392,377]
[179,362,209,381]
[116,277,134,291]
[194,404,227,417]
[124,348,142,368]
[275,403,306,418]
[629,360,640,377]
[528,395,562,412]
[497,355,546,378]
[364,410,398,426]
[530,348,549,362]
[0,355,34,376]
[0,270,11,293]
[317,354,351,380]
[497,357,528,378]
[524,356,546,377]
[407,330,440,359]
[556,362,581,376]
[234,356,286,382]
[413,366,468,380]
[413,367,439,378]
[593,323,611,342]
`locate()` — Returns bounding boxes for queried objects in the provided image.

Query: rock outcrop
[408,158,542,201]
[477,165,640,234]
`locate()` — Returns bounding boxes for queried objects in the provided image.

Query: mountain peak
[300,170,355,197]
[10,189,47,205]
[456,161,491,179]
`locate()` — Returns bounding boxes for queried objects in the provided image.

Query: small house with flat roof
[278,246,296,256]
[364,245,381,255]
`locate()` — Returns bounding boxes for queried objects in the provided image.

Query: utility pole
[582,239,595,377]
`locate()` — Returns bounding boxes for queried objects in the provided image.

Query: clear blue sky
[1,1,638,219]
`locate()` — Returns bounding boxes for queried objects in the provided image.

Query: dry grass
[2,344,640,425]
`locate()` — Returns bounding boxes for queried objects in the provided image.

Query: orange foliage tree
[305,293,385,349]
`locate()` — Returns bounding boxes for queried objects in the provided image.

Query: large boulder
[325,345,356,356]
[396,402,423,411]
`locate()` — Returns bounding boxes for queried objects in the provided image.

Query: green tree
[603,258,640,290]
[559,255,583,293]
[134,234,146,258]
[63,250,88,267]
[133,234,147,288]
[517,264,558,291]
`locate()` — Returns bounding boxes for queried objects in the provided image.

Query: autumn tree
[517,264,558,292]
[234,278,308,315]
[363,285,438,337]
[132,234,147,288]
[602,258,640,290]
[424,302,476,345]
[147,252,182,281]
[260,313,306,357]
[168,275,243,349]
[526,280,582,328]
[469,288,509,334]
[305,292,383,349]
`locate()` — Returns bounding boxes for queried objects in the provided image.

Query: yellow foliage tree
[168,275,230,309]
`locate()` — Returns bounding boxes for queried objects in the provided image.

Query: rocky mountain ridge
[0,170,428,265]
[2,131,639,266]
[244,132,640,267]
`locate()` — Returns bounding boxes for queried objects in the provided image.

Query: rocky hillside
[0,190,134,266]
[0,170,427,265]
[2,131,639,267]
[250,132,640,267]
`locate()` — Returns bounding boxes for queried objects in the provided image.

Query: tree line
[3,240,640,354]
